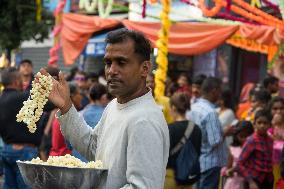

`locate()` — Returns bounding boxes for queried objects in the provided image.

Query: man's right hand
[37,68,72,114]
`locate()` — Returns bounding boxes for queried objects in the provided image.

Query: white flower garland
[79,0,113,18]
[16,73,53,133]
[79,0,98,13]
[98,0,113,18]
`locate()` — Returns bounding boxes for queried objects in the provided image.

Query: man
[73,70,90,108]
[263,75,279,96]
[42,29,169,189]
[188,77,227,189]
[0,68,41,189]
[191,74,207,105]
[18,59,34,91]
[146,73,173,124]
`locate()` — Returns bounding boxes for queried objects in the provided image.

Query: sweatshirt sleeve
[56,105,101,160]
[120,118,169,189]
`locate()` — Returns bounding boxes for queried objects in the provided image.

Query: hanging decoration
[225,0,232,12]
[142,0,147,18]
[154,0,171,97]
[261,0,280,14]
[250,0,261,8]
[79,0,113,18]
[226,34,279,67]
[216,12,257,24]
[231,0,284,28]
[180,0,195,6]
[268,42,284,70]
[280,0,284,19]
[36,0,42,22]
[79,0,98,12]
[226,34,269,54]
[48,0,66,66]
[198,0,226,17]
[98,0,113,18]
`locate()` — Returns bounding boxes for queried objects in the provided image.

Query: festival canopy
[60,13,284,65]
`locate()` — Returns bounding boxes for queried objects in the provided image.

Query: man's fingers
[59,71,66,85]
[39,68,48,76]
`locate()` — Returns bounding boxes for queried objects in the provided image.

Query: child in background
[222,121,254,189]
[237,109,274,189]
[268,113,284,189]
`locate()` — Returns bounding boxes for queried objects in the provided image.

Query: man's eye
[104,60,111,66]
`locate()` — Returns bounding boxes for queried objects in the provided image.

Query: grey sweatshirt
[57,91,170,189]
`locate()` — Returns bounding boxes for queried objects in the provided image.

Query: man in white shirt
[40,29,169,189]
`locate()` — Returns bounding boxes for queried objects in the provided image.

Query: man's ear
[141,61,151,77]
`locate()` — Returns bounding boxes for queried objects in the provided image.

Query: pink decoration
[52,25,63,36]
[142,0,146,18]
[217,12,259,25]
[261,0,280,13]
[53,1,66,16]
[225,0,231,12]
[180,0,194,6]
[48,0,66,66]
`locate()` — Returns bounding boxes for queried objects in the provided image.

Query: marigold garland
[231,0,284,28]
[268,42,284,70]
[250,0,261,8]
[154,0,171,97]
[36,0,42,22]
[226,35,279,69]
[198,0,226,17]
[226,35,269,54]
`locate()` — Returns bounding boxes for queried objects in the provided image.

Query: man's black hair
[268,96,284,111]
[1,67,19,87]
[192,74,207,86]
[254,109,272,122]
[253,90,271,104]
[105,28,151,62]
[20,59,33,66]
[201,77,222,95]
[89,83,107,101]
[263,75,279,88]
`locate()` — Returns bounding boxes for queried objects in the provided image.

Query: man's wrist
[60,100,72,115]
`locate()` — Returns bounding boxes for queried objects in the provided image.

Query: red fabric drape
[61,14,120,65]
[61,13,284,65]
[122,20,239,55]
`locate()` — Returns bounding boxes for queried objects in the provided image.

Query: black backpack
[170,121,200,185]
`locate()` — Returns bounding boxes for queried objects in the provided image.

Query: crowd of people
[0,29,284,189]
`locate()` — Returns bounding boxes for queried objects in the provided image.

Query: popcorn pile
[16,72,53,133]
[28,154,104,169]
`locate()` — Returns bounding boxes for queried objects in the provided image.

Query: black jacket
[0,88,52,146]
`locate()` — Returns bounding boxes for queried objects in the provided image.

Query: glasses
[74,76,86,81]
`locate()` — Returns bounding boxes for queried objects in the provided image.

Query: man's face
[19,62,33,77]
[212,87,221,103]
[192,84,201,98]
[177,76,188,87]
[270,82,279,94]
[74,73,87,89]
[104,39,149,100]
[271,101,284,116]
[254,116,270,136]
[14,73,23,91]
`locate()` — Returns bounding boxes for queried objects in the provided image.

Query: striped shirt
[188,98,228,172]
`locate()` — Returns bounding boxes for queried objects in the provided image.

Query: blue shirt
[80,104,105,128]
[73,104,105,162]
[188,98,228,172]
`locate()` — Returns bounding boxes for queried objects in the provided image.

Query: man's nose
[107,63,118,75]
